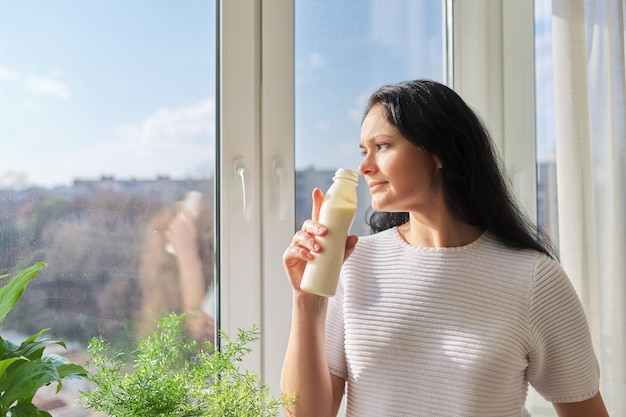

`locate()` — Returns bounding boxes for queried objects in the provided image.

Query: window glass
[295,0,445,234]
[0,1,216,414]
[535,0,559,244]
[532,3,560,415]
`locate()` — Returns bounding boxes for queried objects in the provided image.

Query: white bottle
[165,190,202,254]
[300,168,359,297]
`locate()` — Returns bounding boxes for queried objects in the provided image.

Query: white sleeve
[526,254,600,403]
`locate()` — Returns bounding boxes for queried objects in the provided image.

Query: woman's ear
[435,155,443,170]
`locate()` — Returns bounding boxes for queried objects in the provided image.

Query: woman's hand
[164,204,199,260]
[282,188,358,295]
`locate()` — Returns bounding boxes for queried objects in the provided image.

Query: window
[294,0,445,234]
[0,1,216,414]
[531,5,560,415]
[2,2,575,416]
[535,0,559,244]
[533,1,624,414]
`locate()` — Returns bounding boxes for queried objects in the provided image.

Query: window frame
[452,0,537,221]
[218,1,537,411]
[217,0,295,392]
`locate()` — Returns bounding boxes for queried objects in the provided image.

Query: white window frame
[453,0,537,221]
[219,1,537,413]
[218,0,295,395]
[218,0,263,372]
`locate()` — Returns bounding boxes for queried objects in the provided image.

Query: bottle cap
[333,168,359,184]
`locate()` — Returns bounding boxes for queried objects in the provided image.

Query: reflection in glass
[0,1,216,415]
[295,0,444,234]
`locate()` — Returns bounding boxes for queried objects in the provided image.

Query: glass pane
[295,0,445,235]
[0,1,216,415]
[535,3,625,415]
[532,2,559,415]
[535,0,559,245]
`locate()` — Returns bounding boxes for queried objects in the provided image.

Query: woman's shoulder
[344,228,401,263]
[466,233,558,287]
[481,232,553,262]
[354,227,399,248]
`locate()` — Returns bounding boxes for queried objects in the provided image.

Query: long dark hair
[366,80,558,260]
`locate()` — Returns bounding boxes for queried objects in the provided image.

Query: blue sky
[534,0,556,163]
[0,0,552,189]
[294,0,555,169]
[0,0,216,188]
[295,0,443,172]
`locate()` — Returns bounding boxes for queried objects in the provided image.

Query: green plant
[0,262,88,416]
[80,313,291,417]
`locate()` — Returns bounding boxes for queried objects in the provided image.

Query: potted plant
[80,313,292,417]
[0,261,88,416]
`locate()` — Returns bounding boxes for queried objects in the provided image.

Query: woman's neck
[397,213,484,248]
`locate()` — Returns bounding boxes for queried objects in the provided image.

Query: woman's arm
[281,189,354,417]
[165,204,214,341]
[553,392,609,417]
[281,293,343,417]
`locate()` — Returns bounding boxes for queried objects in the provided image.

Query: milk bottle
[300,168,359,297]
[165,191,202,254]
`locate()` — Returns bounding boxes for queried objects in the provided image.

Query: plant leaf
[0,262,46,325]
[0,356,26,379]
[57,362,89,379]
[42,354,88,379]
[24,328,52,344]
[0,335,20,359]
[0,359,59,407]
[13,334,59,361]
[7,402,45,417]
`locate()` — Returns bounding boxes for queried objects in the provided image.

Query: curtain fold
[552,0,626,414]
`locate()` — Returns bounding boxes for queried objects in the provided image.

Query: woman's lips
[368,181,387,192]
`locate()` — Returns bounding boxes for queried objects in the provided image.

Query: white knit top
[325,228,599,417]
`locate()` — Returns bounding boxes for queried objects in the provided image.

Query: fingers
[165,206,199,254]
[283,241,314,265]
[311,188,324,222]
[343,235,359,261]
[288,225,325,260]
[177,204,196,223]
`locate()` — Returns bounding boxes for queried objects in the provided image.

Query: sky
[0,0,553,190]
[294,0,443,172]
[0,0,216,189]
[534,0,556,163]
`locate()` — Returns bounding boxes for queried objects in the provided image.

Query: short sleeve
[326,273,347,380]
[526,255,600,403]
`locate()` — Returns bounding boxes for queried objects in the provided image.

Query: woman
[137,193,215,343]
[281,80,609,416]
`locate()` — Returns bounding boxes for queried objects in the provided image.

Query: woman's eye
[360,142,389,156]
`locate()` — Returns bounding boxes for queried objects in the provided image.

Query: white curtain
[552,0,626,415]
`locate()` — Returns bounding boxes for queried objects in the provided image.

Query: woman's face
[358,103,443,214]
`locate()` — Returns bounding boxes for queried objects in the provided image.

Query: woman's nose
[358,153,375,176]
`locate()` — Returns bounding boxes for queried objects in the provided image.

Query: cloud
[348,91,370,122]
[118,99,215,155]
[0,64,23,81]
[103,99,217,177]
[305,52,325,69]
[6,99,217,188]
[24,76,70,99]
[0,65,70,101]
